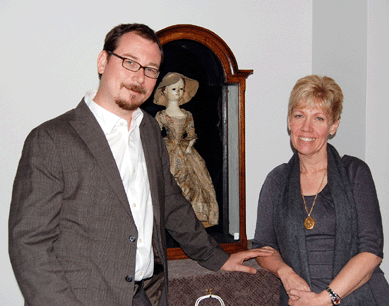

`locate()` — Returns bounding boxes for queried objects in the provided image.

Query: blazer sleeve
[9,125,84,305]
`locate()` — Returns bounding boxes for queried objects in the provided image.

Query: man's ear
[97,50,108,75]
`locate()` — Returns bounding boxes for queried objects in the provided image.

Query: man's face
[97,32,161,112]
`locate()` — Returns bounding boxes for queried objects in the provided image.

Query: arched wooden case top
[155,24,252,260]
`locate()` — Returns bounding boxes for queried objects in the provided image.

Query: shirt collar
[84,90,144,135]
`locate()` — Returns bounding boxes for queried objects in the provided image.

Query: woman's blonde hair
[288,75,343,123]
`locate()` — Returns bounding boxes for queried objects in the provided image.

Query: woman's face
[288,105,339,158]
[165,78,184,102]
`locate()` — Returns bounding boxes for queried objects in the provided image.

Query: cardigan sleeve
[252,165,286,251]
[343,156,384,258]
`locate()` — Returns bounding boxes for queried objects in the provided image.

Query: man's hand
[220,247,274,274]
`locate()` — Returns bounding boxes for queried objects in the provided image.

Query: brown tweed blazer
[9,100,228,306]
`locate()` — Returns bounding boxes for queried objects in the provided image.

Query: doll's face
[165,78,184,102]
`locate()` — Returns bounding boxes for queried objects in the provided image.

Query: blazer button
[129,235,136,242]
[125,275,133,282]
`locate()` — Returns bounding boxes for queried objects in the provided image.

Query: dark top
[302,184,336,293]
[253,155,389,304]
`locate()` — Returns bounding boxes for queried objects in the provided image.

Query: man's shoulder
[34,109,75,133]
[30,100,86,136]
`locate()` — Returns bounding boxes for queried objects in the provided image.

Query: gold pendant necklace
[301,170,327,230]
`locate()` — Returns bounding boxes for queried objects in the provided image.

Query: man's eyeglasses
[107,51,160,79]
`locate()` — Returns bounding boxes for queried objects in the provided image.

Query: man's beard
[116,83,147,111]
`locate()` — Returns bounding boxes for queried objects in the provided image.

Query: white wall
[1,0,387,304]
[366,0,389,276]
[312,0,367,160]
[0,1,312,304]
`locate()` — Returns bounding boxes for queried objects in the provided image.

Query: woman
[253,75,389,305]
[153,72,219,227]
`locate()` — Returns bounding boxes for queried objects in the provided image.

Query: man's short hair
[99,23,164,79]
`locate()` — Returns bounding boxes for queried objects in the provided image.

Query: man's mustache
[121,83,146,94]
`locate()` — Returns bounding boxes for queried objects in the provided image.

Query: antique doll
[154,72,219,227]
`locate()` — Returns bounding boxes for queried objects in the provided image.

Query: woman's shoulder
[341,154,370,171]
[341,154,373,182]
[265,163,290,182]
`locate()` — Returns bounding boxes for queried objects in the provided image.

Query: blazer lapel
[139,114,161,230]
[140,113,168,264]
[70,100,132,218]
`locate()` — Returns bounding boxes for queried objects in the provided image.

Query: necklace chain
[301,170,327,229]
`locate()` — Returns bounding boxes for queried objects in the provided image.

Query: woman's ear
[329,119,340,135]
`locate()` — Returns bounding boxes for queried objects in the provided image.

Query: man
[9,23,272,306]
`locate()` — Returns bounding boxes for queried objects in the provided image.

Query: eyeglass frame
[106,51,160,79]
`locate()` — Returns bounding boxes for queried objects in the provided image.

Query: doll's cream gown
[155,109,219,227]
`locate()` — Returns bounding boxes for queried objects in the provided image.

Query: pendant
[304,216,315,230]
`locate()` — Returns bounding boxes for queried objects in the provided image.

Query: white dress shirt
[85,90,154,281]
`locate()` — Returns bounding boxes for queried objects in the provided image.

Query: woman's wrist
[277,265,295,282]
[315,290,332,306]
[319,289,338,305]
[325,287,341,305]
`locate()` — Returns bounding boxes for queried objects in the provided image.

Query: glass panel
[227,84,240,238]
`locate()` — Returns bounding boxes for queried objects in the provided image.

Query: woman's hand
[255,246,310,300]
[287,289,330,306]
